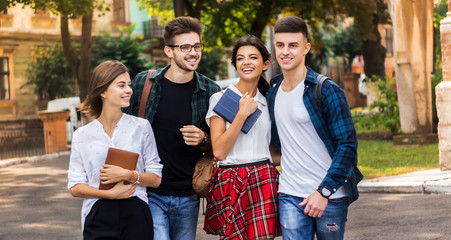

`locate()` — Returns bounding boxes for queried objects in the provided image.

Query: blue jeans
[148,192,200,240]
[279,193,349,240]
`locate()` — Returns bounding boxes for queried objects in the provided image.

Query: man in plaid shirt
[123,16,220,240]
[266,16,363,240]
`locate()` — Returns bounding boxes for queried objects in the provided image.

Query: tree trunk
[361,13,386,79]
[78,15,93,102]
[250,0,274,39]
[174,0,186,17]
[188,0,205,19]
[347,56,354,73]
[59,14,93,102]
[60,15,79,80]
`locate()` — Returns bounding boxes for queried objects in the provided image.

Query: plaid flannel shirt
[266,66,363,204]
[123,65,221,133]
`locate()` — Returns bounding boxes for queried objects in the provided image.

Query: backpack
[314,74,330,108]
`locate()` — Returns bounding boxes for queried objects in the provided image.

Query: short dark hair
[274,16,309,39]
[79,60,128,118]
[231,35,271,95]
[163,16,203,45]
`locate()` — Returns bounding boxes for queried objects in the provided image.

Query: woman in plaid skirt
[203,35,281,240]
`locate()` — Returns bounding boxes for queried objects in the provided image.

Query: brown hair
[163,16,203,45]
[274,16,309,39]
[79,60,128,118]
[231,35,270,95]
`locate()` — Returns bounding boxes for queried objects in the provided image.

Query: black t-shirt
[149,76,202,196]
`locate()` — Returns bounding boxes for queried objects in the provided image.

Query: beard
[173,52,200,72]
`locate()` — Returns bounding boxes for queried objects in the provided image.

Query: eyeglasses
[167,43,204,52]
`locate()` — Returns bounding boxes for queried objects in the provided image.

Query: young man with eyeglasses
[123,16,220,240]
[266,16,363,239]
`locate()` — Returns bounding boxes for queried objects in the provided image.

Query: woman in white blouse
[67,60,162,239]
[203,35,281,239]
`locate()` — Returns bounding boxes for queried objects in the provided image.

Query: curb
[0,151,70,168]
[357,168,451,194]
[358,182,425,193]
[358,178,451,194]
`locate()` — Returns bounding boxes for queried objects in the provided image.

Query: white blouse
[206,84,272,166]
[67,113,162,228]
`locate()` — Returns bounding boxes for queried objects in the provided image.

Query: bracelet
[127,170,134,183]
[133,171,140,185]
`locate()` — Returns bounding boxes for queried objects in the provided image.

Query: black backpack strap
[314,74,330,108]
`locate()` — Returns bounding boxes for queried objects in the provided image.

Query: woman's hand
[237,92,258,118]
[100,164,130,185]
[108,181,136,199]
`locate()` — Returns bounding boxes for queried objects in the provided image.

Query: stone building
[0,0,161,158]
[0,0,162,121]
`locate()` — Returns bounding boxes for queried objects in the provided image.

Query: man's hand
[180,125,205,146]
[299,190,328,218]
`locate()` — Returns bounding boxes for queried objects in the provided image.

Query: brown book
[98,147,139,190]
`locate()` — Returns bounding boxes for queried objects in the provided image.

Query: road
[0,156,450,239]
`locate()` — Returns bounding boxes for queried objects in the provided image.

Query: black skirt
[83,196,153,240]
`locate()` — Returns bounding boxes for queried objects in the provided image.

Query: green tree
[1,0,109,101]
[305,28,330,73]
[337,0,391,79]
[328,26,362,73]
[137,0,390,78]
[138,0,289,46]
[92,25,151,80]
[23,40,74,100]
[196,48,227,80]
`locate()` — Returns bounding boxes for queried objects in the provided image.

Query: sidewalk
[0,151,70,168]
[2,152,451,194]
[358,168,451,194]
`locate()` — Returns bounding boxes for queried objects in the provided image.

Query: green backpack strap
[314,74,330,108]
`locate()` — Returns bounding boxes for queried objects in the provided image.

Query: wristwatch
[200,132,209,146]
[317,187,332,199]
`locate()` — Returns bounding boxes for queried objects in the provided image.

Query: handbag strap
[138,69,157,118]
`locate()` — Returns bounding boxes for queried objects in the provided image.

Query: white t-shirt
[275,81,347,199]
[67,113,163,228]
[206,84,272,166]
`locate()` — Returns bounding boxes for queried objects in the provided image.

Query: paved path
[1,155,451,239]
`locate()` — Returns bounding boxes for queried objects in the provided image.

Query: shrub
[92,25,151,80]
[23,40,74,100]
[353,77,400,135]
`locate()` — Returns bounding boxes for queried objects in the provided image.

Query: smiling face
[100,72,132,109]
[235,45,269,82]
[274,32,311,73]
[165,32,202,72]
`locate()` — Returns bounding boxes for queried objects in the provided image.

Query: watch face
[321,187,331,197]
[202,135,208,144]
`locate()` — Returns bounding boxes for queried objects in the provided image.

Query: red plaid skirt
[204,162,281,240]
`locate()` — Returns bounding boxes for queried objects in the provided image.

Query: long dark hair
[79,60,128,118]
[231,35,270,95]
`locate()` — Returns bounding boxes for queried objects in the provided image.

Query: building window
[143,20,151,38]
[113,0,126,23]
[150,19,164,38]
[0,57,10,100]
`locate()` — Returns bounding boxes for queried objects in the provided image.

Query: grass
[358,140,439,179]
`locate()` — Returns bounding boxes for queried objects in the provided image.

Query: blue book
[213,88,262,134]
